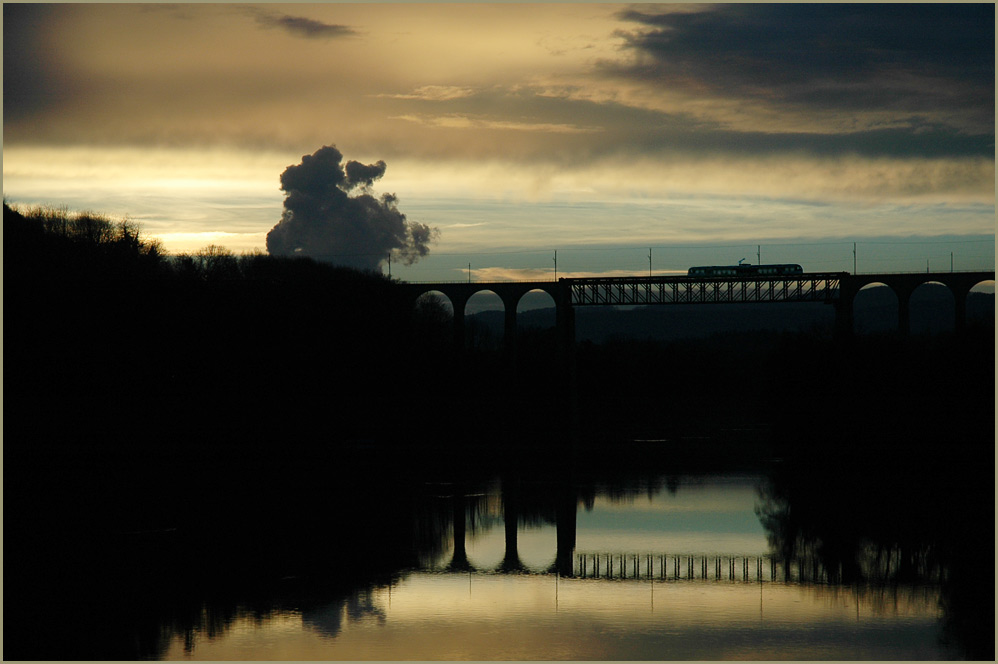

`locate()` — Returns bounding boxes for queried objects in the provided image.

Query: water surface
[155,474,958,660]
[6,444,989,660]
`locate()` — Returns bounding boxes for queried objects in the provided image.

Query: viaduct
[400,271,995,350]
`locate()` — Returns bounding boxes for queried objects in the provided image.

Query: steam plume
[266,146,437,271]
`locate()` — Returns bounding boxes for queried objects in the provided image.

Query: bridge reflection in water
[572,552,855,585]
[439,480,948,591]
[437,550,942,588]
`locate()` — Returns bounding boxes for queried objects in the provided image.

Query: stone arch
[514,523,559,573]
[966,280,995,327]
[399,279,573,351]
[411,289,456,350]
[464,289,505,350]
[508,288,559,366]
[464,289,505,316]
[413,289,454,314]
[909,281,955,335]
[854,281,899,335]
[515,288,557,331]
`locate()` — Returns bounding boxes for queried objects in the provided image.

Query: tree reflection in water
[5,442,991,660]
[756,441,993,660]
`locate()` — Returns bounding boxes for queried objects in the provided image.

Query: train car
[687,262,804,277]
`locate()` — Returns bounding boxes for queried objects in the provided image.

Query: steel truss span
[568,273,848,307]
[572,551,942,585]
[576,553,784,583]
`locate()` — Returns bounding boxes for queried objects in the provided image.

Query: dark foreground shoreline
[5,203,993,659]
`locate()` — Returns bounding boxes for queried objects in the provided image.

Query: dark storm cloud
[267,146,437,271]
[246,7,356,40]
[2,4,79,121]
[616,112,994,159]
[612,4,994,134]
[453,81,993,161]
[345,160,388,189]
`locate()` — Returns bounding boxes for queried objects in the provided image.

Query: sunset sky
[4,3,995,281]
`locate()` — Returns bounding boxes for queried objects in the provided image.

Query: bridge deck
[402,271,993,309]
[400,271,993,340]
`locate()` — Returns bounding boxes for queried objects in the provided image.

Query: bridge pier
[553,283,579,444]
[447,492,473,572]
[498,477,525,573]
[504,306,517,362]
[834,297,855,339]
[553,479,577,577]
[896,286,912,337]
[451,294,468,350]
[953,284,970,333]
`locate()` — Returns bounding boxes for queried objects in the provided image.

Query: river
[5,439,991,660]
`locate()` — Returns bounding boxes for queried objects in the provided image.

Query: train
[687,262,804,278]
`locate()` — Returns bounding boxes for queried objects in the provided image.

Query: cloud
[266,146,438,271]
[380,85,476,101]
[4,0,993,244]
[2,4,82,121]
[445,222,488,229]
[466,266,684,282]
[245,7,356,40]
[608,4,995,137]
[393,113,602,135]
[345,159,387,189]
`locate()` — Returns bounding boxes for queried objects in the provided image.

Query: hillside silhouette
[5,202,993,453]
[3,203,456,452]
